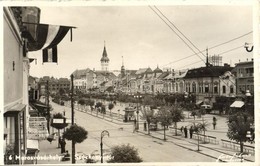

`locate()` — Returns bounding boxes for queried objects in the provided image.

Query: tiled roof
[184,66,234,78]
[158,72,170,79]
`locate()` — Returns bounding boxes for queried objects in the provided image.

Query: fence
[193,133,219,145]
[221,139,255,155]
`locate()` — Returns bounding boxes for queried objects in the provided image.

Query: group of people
[180,126,194,139]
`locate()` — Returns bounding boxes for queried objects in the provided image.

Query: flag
[43,46,58,63]
[22,22,75,64]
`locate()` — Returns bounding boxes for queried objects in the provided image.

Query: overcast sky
[28,4,253,78]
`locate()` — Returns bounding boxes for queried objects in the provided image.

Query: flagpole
[22,21,77,29]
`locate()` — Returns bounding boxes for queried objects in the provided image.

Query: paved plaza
[36,100,255,164]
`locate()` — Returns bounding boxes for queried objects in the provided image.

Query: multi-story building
[3,7,41,164]
[38,76,70,96]
[232,59,254,96]
[183,57,235,104]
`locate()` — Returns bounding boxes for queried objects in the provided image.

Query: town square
[2,2,258,165]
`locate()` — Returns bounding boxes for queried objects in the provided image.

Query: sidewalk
[136,127,255,162]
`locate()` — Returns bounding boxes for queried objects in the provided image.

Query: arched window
[192,82,196,93]
[214,82,218,94]
[222,85,226,94]
[204,82,209,93]
[230,85,234,94]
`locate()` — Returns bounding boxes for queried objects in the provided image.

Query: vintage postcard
[2,0,259,165]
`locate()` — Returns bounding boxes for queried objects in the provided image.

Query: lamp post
[134,94,142,130]
[70,74,76,164]
[100,130,109,163]
[46,80,50,133]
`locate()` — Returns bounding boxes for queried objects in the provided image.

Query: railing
[193,133,219,145]
[221,139,255,155]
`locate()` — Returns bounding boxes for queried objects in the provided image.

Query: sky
[27,3,253,78]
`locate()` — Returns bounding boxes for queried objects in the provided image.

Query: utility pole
[70,74,76,164]
[46,80,50,133]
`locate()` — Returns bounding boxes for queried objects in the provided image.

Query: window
[214,85,218,93]
[176,83,178,92]
[222,86,226,94]
[192,82,196,93]
[230,85,234,93]
[205,84,209,93]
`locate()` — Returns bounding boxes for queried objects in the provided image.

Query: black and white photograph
[2,1,259,165]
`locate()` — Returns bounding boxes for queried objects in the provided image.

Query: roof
[72,68,93,78]
[185,66,234,78]
[234,60,253,67]
[100,46,109,62]
[158,72,170,79]
[154,66,163,73]
[136,68,152,75]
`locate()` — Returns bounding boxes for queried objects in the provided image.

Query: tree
[193,123,204,151]
[50,113,68,147]
[140,107,156,135]
[63,124,88,163]
[199,120,210,143]
[78,99,86,111]
[108,103,114,116]
[100,105,106,119]
[63,124,88,143]
[227,111,253,153]
[156,106,173,140]
[169,105,185,136]
[107,144,142,163]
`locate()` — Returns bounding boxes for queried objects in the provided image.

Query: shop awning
[33,103,48,108]
[230,101,244,108]
[4,103,26,114]
[196,101,203,105]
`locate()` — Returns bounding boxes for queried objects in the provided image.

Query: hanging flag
[42,46,58,63]
[22,22,75,64]
[22,23,72,51]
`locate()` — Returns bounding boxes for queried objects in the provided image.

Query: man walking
[189,126,194,139]
[184,126,188,138]
[213,116,217,130]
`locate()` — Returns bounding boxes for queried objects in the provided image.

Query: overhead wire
[148,6,205,62]
[149,5,238,87]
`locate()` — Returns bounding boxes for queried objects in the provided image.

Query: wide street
[38,100,218,163]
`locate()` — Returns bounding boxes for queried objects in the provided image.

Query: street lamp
[100,130,109,163]
[134,94,142,130]
[246,123,255,143]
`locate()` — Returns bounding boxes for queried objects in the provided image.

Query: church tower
[121,56,126,77]
[100,41,109,72]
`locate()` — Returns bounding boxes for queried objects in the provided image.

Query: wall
[4,12,23,111]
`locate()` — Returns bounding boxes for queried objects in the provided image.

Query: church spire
[100,41,109,71]
[121,56,125,77]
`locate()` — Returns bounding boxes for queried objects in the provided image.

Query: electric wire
[149,6,238,87]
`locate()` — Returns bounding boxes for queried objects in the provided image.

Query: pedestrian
[189,126,194,139]
[213,116,217,130]
[58,136,62,148]
[184,126,188,138]
[180,126,184,134]
[60,138,66,153]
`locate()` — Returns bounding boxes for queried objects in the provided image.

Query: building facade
[3,7,37,164]
[232,59,254,96]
